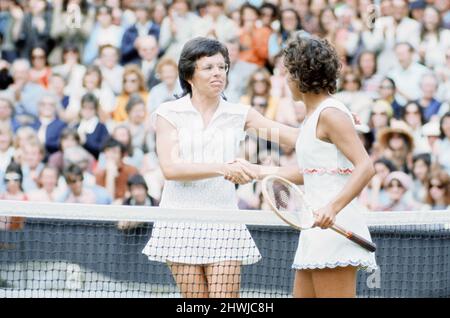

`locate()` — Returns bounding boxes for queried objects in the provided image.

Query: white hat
[422,121,440,137]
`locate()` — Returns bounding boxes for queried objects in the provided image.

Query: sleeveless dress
[293,98,377,271]
[142,95,261,265]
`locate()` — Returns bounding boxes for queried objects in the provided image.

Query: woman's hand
[222,160,257,184]
[313,204,337,229]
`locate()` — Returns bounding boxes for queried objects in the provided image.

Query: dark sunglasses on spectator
[387,182,404,189]
[32,55,45,60]
[430,183,445,190]
[66,177,83,184]
[254,102,268,108]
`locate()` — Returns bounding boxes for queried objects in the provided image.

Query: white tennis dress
[293,97,377,271]
[142,95,261,265]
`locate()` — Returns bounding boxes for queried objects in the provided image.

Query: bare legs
[293,266,357,298]
[169,261,241,298]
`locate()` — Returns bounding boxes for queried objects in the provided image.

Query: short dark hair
[125,93,145,114]
[440,111,450,139]
[63,164,84,179]
[59,127,80,150]
[127,174,148,191]
[101,137,127,156]
[81,92,99,113]
[374,158,397,173]
[283,32,340,94]
[178,37,230,97]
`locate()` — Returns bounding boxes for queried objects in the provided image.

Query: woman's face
[129,103,146,124]
[80,101,97,120]
[429,178,446,203]
[371,108,389,129]
[423,7,440,32]
[38,96,57,119]
[343,74,359,92]
[113,127,130,146]
[130,184,147,203]
[61,136,78,150]
[40,168,58,191]
[387,179,406,202]
[442,117,450,139]
[160,64,178,87]
[413,159,429,182]
[189,53,227,98]
[5,174,21,194]
[281,10,298,31]
[378,79,395,99]
[388,133,406,150]
[66,174,83,196]
[63,50,79,65]
[359,53,376,77]
[374,162,391,182]
[404,103,422,128]
[31,48,47,69]
[124,72,140,94]
[84,72,100,90]
[310,0,327,17]
[49,76,66,96]
[152,3,167,24]
[242,7,258,28]
[0,131,11,152]
[252,72,269,95]
[0,99,12,120]
[320,9,337,32]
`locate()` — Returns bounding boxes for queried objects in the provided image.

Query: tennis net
[0,200,449,298]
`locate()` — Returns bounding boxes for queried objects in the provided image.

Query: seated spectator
[377,77,403,119]
[401,101,429,154]
[134,35,161,90]
[270,53,291,100]
[76,93,110,159]
[435,112,450,174]
[12,126,39,164]
[0,161,26,231]
[95,137,138,203]
[61,164,96,204]
[0,124,14,175]
[0,93,20,132]
[367,100,393,154]
[26,165,61,202]
[112,64,148,122]
[416,73,442,122]
[123,94,151,151]
[96,44,124,96]
[66,65,115,123]
[421,121,442,158]
[377,171,417,211]
[19,140,45,192]
[334,69,373,125]
[357,51,383,100]
[411,153,432,204]
[376,120,414,173]
[47,128,96,174]
[117,173,157,231]
[6,59,46,126]
[240,68,279,120]
[48,73,70,112]
[28,45,52,89]
[223,37,258,103]
[424,168,450,210]
[31,93,67,155]
[120,3,160,65]
[147,57,182,113]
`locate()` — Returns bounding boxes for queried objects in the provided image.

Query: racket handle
[332,224,377,252]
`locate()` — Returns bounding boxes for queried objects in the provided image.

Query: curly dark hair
[283,32,341,94]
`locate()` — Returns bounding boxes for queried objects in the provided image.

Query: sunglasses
[66,177,83,184]
[387,182,404,189]
[430,184,445,190]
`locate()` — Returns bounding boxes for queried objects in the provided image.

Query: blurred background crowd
[0,0,449,231]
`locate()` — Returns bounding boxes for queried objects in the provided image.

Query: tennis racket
[261,175,376,252]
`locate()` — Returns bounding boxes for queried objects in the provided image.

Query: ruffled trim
[292,259,378,272]
[300,168,354,175]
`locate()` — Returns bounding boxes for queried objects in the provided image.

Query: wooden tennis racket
[261,175,376,252]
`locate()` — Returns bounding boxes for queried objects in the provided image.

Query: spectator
[421,120,442,158]
[97,44,124,95]
[31,93,67,155]
[147,57,181,113]
[436,112,450,174]
[20,141,45,192]
[377,77,403,119]
[95,137,138,203]
[12,126,39,165]
[368,100,393,150]
[13,0,53,59]
[270,53,290,100]
[49,0,95,65]
[0,123,14,174]
[377,171,417,211]
[238,3,272,67]
[120,3,160,65]
[123,94,150,151]
[0,93,20,132]
[268,8,302,64]
[193,0,238,43]
[357,51,383,100]
[6,59,46,126]
[416,73,442,122]
[83,5,123,65]
[117,173,157,231]
[62,163,96,204]
[0,0,18,62]
[76,92,110,159]
[26,165,61,202]
[334,69,373,125]
[28,45,52,88]
[411,153,432,204]
[0,161,26,230]
[436,47,450,105]
[134,35,161,90]
[150,2,167,28]
[223,37,258,103]
[158,0,200,61]
[48,73,70,113]
[401,101,429,154]
[47,127,95,174]
[377,120,414,173]
[387,42,430,106]
[424,168,450,210]
[240,68,279,120]
[112,64,148,122]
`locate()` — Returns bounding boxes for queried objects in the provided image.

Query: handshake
[221,158,280,184]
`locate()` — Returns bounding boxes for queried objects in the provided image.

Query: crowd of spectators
[0,0,449,231]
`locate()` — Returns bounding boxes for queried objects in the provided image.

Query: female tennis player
[236,32,378,297]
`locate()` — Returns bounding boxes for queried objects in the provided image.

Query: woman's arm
[314,108,376,228]
[245,107,300,148]
[156,116,255,183]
